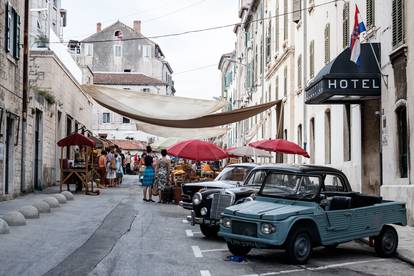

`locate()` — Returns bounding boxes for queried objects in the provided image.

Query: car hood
[183,180,238,189]
[224,198,315,221]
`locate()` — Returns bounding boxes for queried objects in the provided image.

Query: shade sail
[82,85,226,120]
[57,133,96,147]
[135,121,228,138]
[83,85,281,128]
[153,137,185,149]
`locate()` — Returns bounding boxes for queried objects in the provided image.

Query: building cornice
[265,46,295,80]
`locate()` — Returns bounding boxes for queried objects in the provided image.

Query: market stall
[57,133,98,194]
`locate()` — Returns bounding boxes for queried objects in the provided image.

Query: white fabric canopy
[82,85,226,120]
[227,146,272,158]
[136,121,228,139]
[152,137,185,149]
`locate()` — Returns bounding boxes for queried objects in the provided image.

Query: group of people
[98,146,125,187]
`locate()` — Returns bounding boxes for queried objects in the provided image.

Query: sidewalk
[395,225,414,265]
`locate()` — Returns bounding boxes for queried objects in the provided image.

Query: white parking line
[192,245,203,258]
[200,248,228,253]
[200,270,211,276]
[186,230,194,237]
[239,258,386,276]
[182,219,189,224]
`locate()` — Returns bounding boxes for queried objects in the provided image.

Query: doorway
[34,110,43,190]
[5,115,15,194]
[361,99,381,195]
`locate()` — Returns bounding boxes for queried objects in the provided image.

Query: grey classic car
[219,164,407,264]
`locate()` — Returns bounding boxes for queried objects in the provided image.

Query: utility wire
[143,0,207,23]
[51,0,338,44]
[174,63,217,75]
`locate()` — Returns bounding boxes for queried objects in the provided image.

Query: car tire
[227,242,252,256]
[200,224,219,238]
[285,228,313,264]
[374,225,398,258]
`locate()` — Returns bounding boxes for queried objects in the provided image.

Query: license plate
[230,239,255,247]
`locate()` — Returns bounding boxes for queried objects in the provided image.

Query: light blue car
[219,164,407,264]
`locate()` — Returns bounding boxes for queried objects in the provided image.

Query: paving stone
[18,206,40,219]
[53,194,67,204]
[1,211,26,226]
[0,218,10,234]
[43,197,60,208]
[61,191,74,201]
[32,200,51,213]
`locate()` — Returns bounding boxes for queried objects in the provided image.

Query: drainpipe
[302,0,308,162]
[21,0,29,193]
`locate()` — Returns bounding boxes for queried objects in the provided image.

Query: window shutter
[343,2,350,49]
[324,23,330,64]
[275,0,279,52]
[297,55,302,89]
[5,3,10,53]
[292,0,301,23]
[366,0,375,28]
[14,12,20,59]
[283,0,288,40]
[309,40,314,78]
[275,76,279,99]
[392,0,405,48]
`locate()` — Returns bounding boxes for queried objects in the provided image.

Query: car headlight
[261,223,276,234]
[192,192,202,205]
[221,217,232,228]
[200,207,208,216]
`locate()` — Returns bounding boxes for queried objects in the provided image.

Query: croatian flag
[350,5,366,64]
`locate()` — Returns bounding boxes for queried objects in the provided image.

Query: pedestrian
[142,146,155,202]
[98,150,107,188]
[115,152,124,185]
[156,149,171,203]
[125,151,131,174]
[106,147,116,187]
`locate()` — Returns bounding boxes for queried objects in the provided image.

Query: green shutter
[366,0,375,28]
[5,3,10,52]
[14,12,20,59]
[392,0,405,48]
[343,2,350,48]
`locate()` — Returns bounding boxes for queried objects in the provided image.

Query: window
[297,124,302,147]
[143,45,152,57]
[245,170,267,187]
[297,55,302,89]
[283,0,288,41]
[292,0,301,23]
[5,3,20,59]
[344,104,351,161]
[124,69,131,72]
[309,40,314,78]
[396,105,408,178]
[114,30,123,39]
[114,45,122,57]
[266,12,272,64]
[102,113,110,123]
[85,44,93,56]
[283,66,287,97]
[392,0,405,48]
[309,118,315,164]
[324,23,330,64]
[122,117,130,124]
[325,109,331,164]
[142,88,150,93]
[343,2,350,49]
[275,0,280,53]
[324,174,346,192]
[261,173,320,197]
[366,0,375,29]
[260,42,264,74]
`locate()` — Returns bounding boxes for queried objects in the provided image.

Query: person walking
[106,147,116,187]
[98,150,107,188]
[156,149,171,203]
[125,151,131,174]
[142,146,155,202]
[115,152,124,186]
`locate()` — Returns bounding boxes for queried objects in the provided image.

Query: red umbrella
[249,139,310,158]
[167,139,228,161]
[57,133,96,147]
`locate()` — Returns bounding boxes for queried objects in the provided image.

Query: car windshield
[260,172,320,198]
[215,166,252,182]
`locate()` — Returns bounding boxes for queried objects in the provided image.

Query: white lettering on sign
[373,79,380,89]
[362,79,369,88]
[340,80,348,89]
[328,79,337,89]
[351,79,358,89]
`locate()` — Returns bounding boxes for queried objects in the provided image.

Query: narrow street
[1,175,413,276]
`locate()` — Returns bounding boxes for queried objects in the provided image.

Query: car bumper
[186,211,219,226]
[179,201,193,210]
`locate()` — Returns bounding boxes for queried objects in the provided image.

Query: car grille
[232,221,257,237]
[210,193,233,220]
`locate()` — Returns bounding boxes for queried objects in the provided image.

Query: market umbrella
[57,133,96,147]
[249,139,310,158]
[167,139,228,161]
[226,146,272,158]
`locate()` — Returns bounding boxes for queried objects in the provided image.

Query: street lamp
[224,58,248,67]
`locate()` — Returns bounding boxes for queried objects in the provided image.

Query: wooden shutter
[309,40,314,78]
[292,0,301,23]
[14,12,20,59]
[392,0,405,48]
[343,2,350,48]
[366,0,375,28]
[297,55,302,89]
[324,23,330,64]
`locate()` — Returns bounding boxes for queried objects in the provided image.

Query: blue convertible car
[219,164,407,264]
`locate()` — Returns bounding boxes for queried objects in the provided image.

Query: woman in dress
[142,146,155,202]
[115,153,124,185]
[156,149,171,203]
[106,147,116,187]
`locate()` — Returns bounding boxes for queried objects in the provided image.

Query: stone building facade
[223,0,414,224]
[0,0,25,200]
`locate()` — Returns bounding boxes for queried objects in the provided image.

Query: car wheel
[285,228,312,264]
[227,242,252,256]
[200,224,219,238]
[374,225,398,258]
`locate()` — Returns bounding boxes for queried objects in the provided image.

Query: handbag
[152,178,159,196]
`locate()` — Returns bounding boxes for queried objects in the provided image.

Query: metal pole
[21,0,29,193]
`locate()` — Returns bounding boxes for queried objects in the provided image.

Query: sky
[61,0,239,100]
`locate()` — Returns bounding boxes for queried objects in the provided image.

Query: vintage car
[179,163,257,210]
[219,164,407,264]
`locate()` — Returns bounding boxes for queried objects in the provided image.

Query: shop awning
[305,43,381,104]
[135,122,228,138]
[82,85,280,128]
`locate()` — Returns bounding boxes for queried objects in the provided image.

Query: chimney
[133,20,141,33]
[96,22,102,33]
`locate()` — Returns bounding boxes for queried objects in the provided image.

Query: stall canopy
[135,121,228,138]
[305,43,381,104]
[82,85,280,128]
[57,133,96,147]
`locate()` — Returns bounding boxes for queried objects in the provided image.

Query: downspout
[21,0,29,193]
[302,0,308,161]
